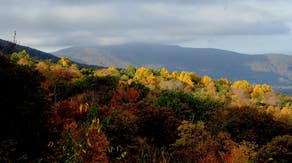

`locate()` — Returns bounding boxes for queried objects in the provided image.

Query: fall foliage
[0,51,291,162]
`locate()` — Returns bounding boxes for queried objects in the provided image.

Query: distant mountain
[0,39,60,62]
[54,46,130,68]
[53,43,292,94]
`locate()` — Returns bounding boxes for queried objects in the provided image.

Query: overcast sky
[1,0,292,54]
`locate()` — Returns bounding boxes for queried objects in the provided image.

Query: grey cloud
[0,0,291,49]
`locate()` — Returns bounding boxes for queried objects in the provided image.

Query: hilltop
[0,39,60,62]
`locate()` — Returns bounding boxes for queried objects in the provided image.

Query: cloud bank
[1,0,291,52]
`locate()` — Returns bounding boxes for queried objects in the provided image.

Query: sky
[1,0,292,54]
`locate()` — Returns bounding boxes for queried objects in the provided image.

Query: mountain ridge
[0,39,60,62]
[0,39,101,68]
[1,38,292,94]
[53,43,292,94]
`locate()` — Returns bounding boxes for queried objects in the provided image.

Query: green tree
[155,90,195,120]
[214,78,231,95]
[10,50,34,66]
[121,65,136,78]
[156,90,224,121]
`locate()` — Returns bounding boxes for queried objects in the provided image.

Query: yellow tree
[94,67,120,77]
[58,57,72,67]
[231,80,253,95]
[188,72,197,80]
[251,84,273,100]
[10,50,34,66]
[160,67,171,79]
[201,76,212,86]
[230,80,253,106]
[134,67,156,85]
[171,71,179,79]
[201,76,217,95]
[177,71,194,87]
[266,106,292,124]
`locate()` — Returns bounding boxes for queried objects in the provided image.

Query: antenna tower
[13,30,17,44]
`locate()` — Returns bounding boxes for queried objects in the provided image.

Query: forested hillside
[0,50,291,162]
[0,39,60,62]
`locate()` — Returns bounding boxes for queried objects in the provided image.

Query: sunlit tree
[177,71,194,87]
[160,67,171,79]
[230,80,253,106]
[58,57,72,67]
[201,76,217,94]
[231,80,253,94]
[251,84,273,100]
[10,50,34,66]
[94,67,120,77]
[201,76,212,86]
[134,67,156,85]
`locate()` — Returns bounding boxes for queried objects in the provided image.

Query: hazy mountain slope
[262,54,292,80]
[0,39,60,62]
[103,44,283,83]
[54,46,130,68]
[54,43,284,83]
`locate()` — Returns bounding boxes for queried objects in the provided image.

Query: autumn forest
[0,50,291,162]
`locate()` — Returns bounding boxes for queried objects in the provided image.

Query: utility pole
[13,30,17,44]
